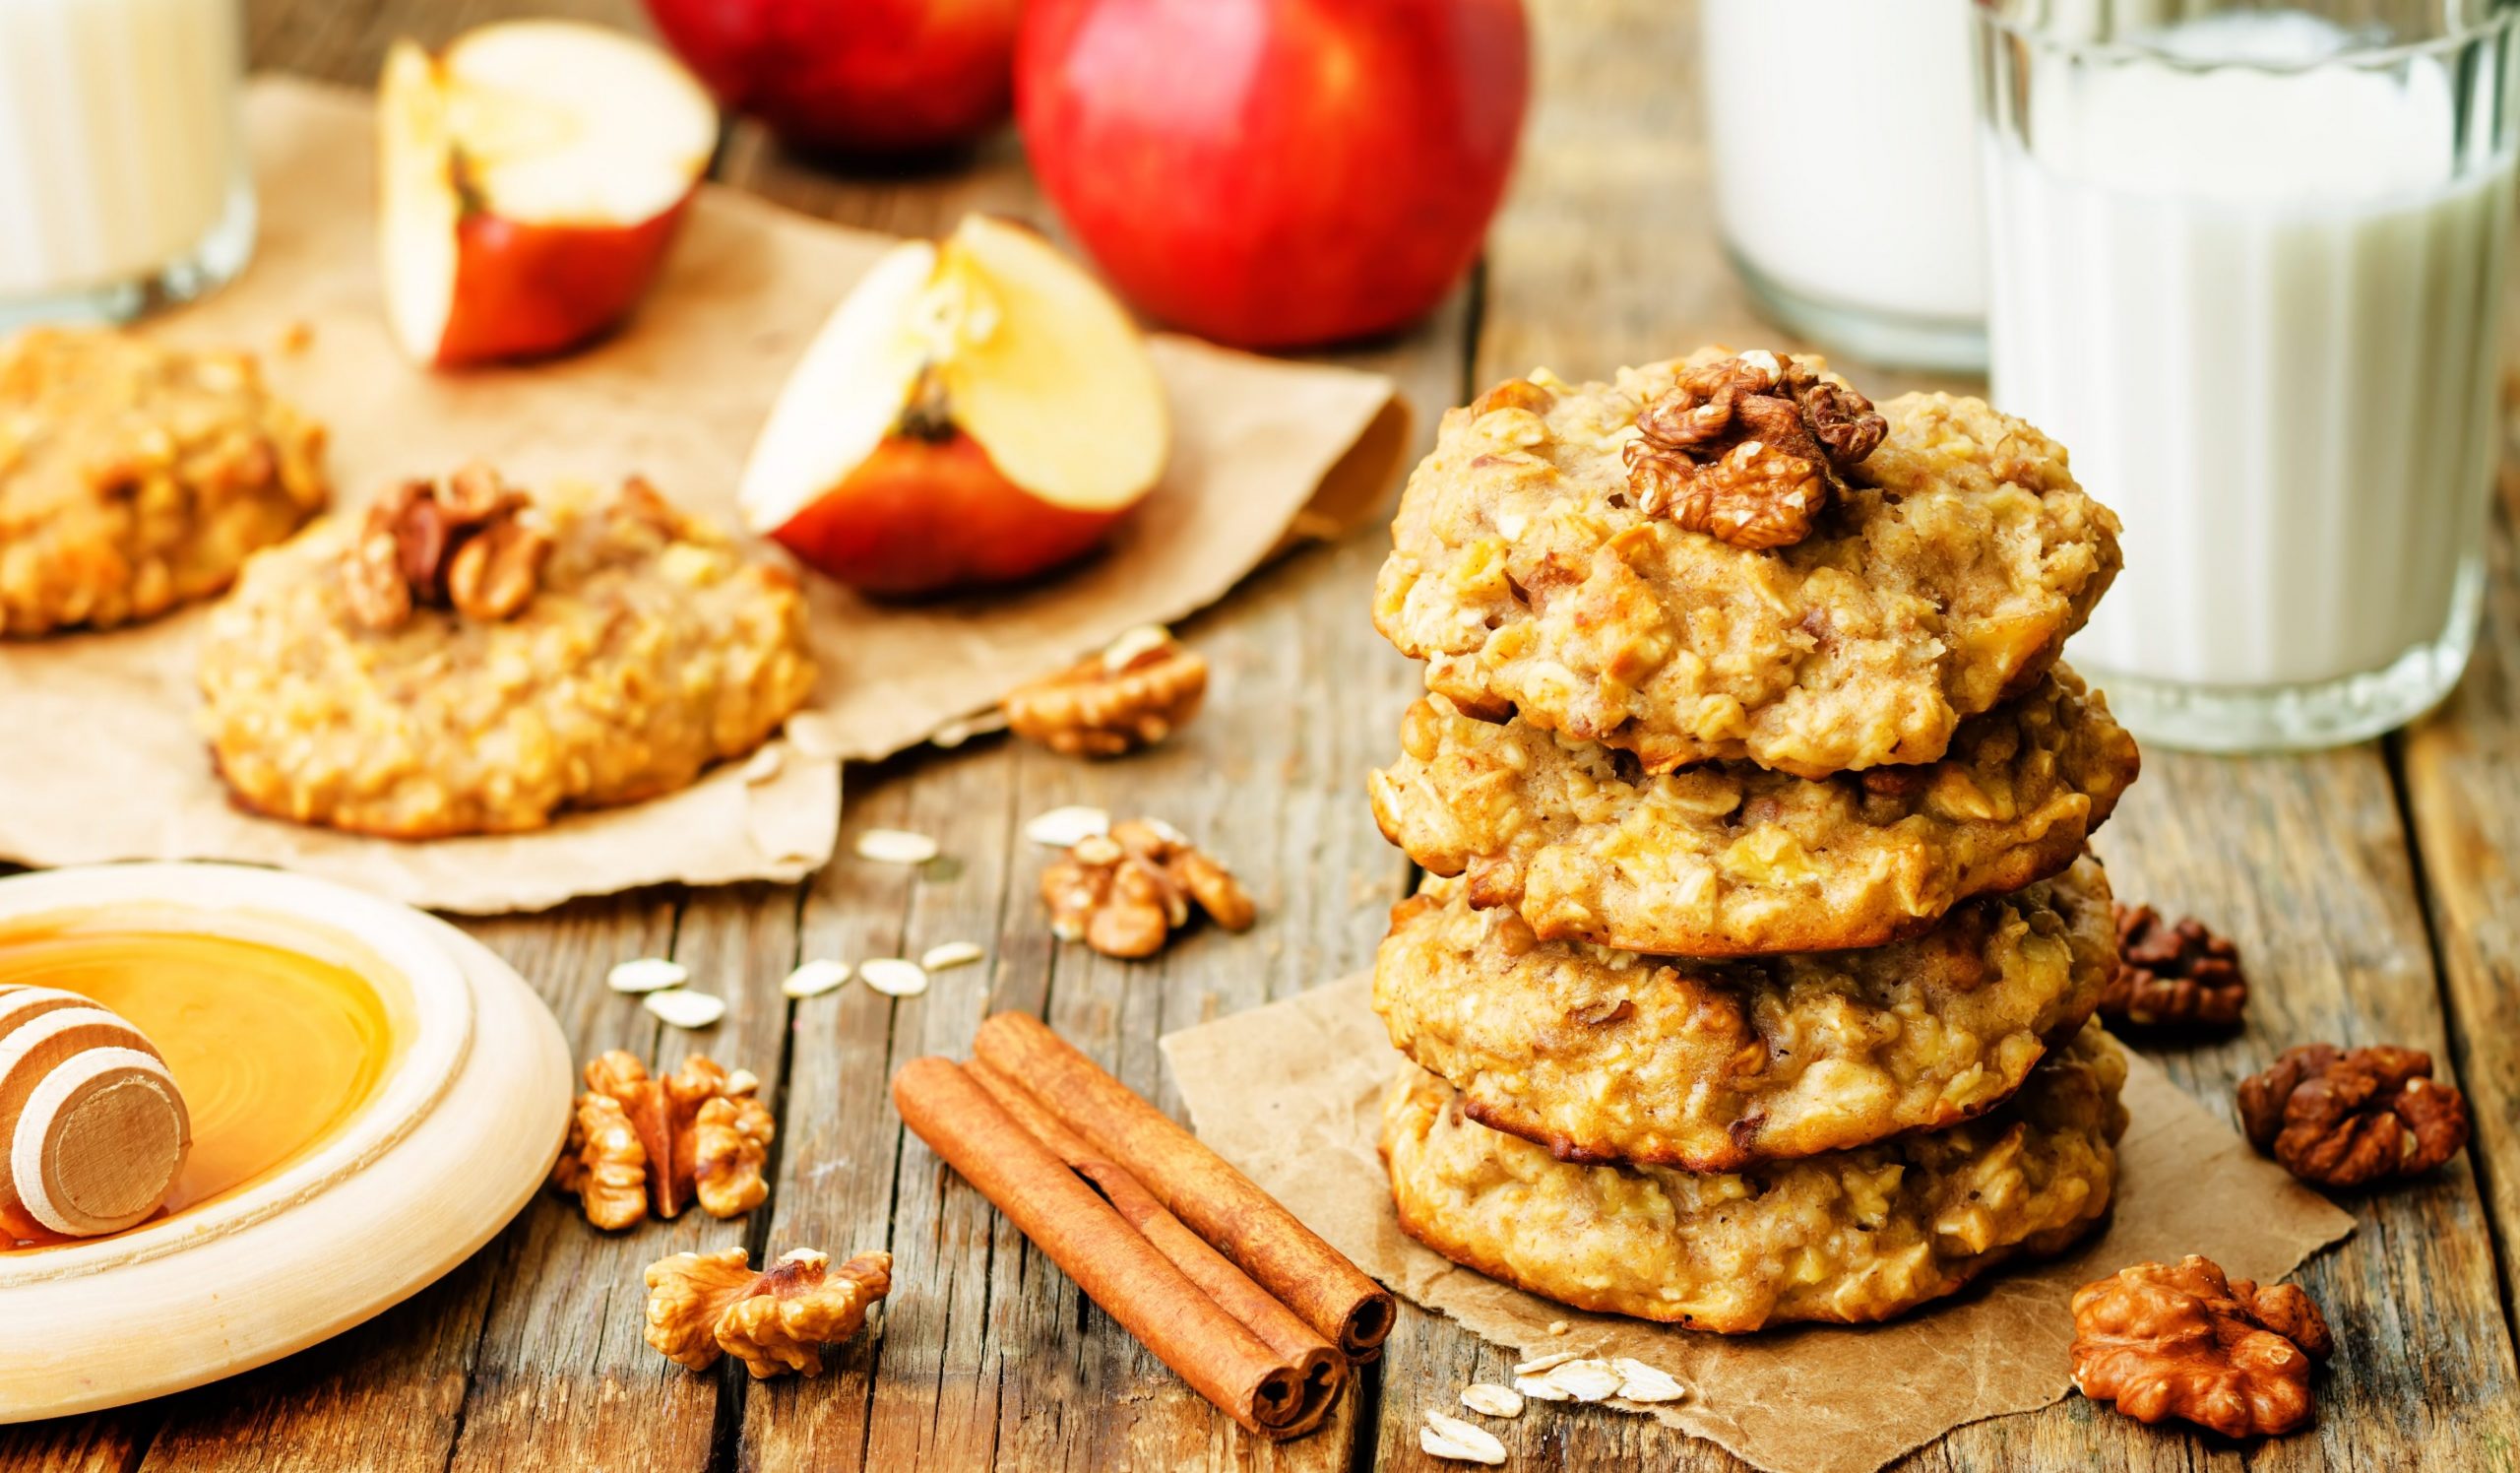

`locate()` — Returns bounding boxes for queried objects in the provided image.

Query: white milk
[1987,13,2513,693]
[0,0,248,299]
[1702,0,1985,325]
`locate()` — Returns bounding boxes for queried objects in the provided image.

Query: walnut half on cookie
[646,1247,892,1378]
[199,472,815,838]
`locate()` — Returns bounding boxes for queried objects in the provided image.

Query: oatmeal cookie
[0,328,328,636]
[1380,1021,2127,1332]
[199,475,815,838]
[1368,665,2136,957]
[1374,857,2116,1170]
[1372,352,2120,777]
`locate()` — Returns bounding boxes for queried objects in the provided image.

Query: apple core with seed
[740,215,1170,598]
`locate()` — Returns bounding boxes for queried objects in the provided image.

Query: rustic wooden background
[9,0,2520,1469]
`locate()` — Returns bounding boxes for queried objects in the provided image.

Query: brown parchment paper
[0,78,1406,914]
[1164,979,2356,1473]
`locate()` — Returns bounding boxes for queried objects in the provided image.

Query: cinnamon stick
[890,1057,1333,1440]
[971,1011,1395,1360]
[966,1057,1346,1410]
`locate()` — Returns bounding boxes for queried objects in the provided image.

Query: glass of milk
[0,0,256,328]
[1981,0,2520,751]
[1702,0,1988,371]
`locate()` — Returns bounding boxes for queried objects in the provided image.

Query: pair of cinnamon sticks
[892,1012,1392,1440]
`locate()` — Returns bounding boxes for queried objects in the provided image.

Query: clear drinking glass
[0,0,257,328]
[1703,0,1989,371]
[1979,0,2520,751]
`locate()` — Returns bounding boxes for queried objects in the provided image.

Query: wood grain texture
[9,0,2514,1468]
[2402,462,2520,1341]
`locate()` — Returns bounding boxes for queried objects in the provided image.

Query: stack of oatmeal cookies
[1364,349,2143,1332]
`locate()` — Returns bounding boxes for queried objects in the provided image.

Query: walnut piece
[1040,817,1256,958]
[1623,350,1886,549]
[1002,625,1208,757]
[2236,1043,2471,1188]
[646,1247,893,1378]
[2070,1255,2332,1438]
[2104,903,2246,1027]
[343,463,553,630]
[550,1052,774,1230]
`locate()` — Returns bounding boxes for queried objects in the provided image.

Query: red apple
[1016,0,1530,350]
[740,215,1170,597]
[379,23,718,368]
[640,0,1022,157]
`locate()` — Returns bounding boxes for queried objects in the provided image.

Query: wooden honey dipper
[0,983,191,1239]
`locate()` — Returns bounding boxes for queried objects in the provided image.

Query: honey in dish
[0,924,404,1250]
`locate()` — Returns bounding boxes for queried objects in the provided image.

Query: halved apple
[739,215,1170,597]
[380,21,718,368]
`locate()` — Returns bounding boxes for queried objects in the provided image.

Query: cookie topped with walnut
[199,468,815,838]
[1,328,328,637]
[1373,348,2121,778]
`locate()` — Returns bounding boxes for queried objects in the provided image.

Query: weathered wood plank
[2400,471,2520,1336]
[441,889,799,1473]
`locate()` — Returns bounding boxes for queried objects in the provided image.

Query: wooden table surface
[11,1,2520,1469]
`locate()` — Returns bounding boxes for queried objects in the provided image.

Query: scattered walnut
[342,463,553,630]
[550,1052,774,1229]
[1623,350,1885,549]
[2104,903,2247,1027]
[646,1247,892,1378]
[2069,1254,2332,1438]
[1002,625,1208,757]
[1040,817,1256,958]
[2236,1043,2471,1188]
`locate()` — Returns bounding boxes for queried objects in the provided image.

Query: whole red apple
[641,0,1022,157]
[1017,0,1529,350]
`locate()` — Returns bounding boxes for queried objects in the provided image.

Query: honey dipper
[0,984,191,1239]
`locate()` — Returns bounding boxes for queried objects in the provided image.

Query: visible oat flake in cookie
[1623,349,1885,550]
[1,328,328,637]
[1381,1023,2128,1332]
[1370,666,2138,957]
[198,475,815,838]
[1374,349,2121,776]
[1373,858,2117,1169]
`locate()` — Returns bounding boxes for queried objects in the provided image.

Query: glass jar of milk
[0,0,256,327]
[1981,0,2520,751]
[1702,0,1988,370]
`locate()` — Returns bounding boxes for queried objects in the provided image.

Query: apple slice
[380,21,718,367]
[740,214,1170,597]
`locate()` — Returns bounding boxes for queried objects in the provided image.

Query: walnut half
[2070,1255,2332,1438]
[646,1247,893,1378]
[1041,817,1255,958]
[342,463,553,630]
[2105,903,2247,1028]
[550,1052,774,1230]
[1622,350,1885,550]
[2236,1043,2470,1188]
[1002,625,1208,758]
